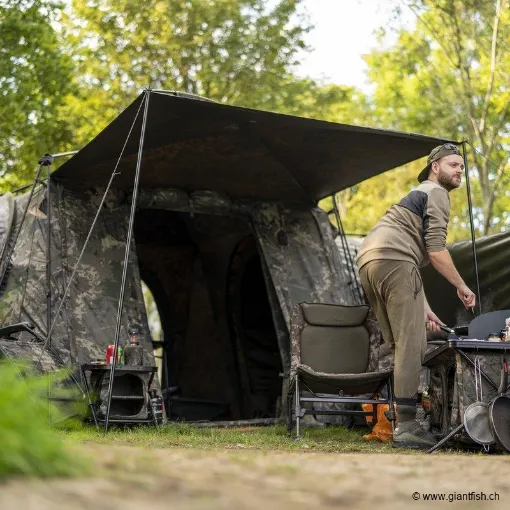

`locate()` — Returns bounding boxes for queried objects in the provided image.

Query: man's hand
[456,285,476,310]
[425,309,446,333]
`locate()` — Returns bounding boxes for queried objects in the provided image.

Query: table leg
[81,367,99,431]
[147,371,159,428]
[427,423,464,454]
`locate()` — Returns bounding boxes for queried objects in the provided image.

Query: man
[355,143,476,449]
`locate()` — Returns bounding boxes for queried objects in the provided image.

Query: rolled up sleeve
[424,188,450,252]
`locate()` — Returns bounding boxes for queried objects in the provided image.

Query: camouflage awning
[52,90,455,203]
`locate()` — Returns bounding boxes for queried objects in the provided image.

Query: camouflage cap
[418,143,461,183]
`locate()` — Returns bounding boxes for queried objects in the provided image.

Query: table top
[81,363,157,372]
[448,339,510,350]
[424,339,510,367]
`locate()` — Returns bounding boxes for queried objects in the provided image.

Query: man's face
[432,154,464,191]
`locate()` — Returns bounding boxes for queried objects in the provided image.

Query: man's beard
[438,169,461,191]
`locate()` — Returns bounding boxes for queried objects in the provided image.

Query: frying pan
[463,356,495,447]
[439,325,469,338]
[489,356,510,453]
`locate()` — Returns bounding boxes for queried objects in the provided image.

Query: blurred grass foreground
[0,360,87,478]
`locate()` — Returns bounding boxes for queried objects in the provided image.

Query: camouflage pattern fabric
[136,188,238,216]
[0,192,15,274]
[0,184,158,390]
[0,181,382,424]
[450,351,504,428]
[0,339,60,373]
[251,203,354,331]
[426,348,507,447]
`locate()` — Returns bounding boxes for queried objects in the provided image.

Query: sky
[295,0,415,91]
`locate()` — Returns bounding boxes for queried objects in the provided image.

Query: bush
[0,360,87,478]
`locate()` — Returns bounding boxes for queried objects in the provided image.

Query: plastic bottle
[124,329,144,365]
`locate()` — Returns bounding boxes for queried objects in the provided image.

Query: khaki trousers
[359,259,427,399]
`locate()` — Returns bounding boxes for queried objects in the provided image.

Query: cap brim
[418,163,431,183]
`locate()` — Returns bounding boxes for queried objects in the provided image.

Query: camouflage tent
[0,90,451,422]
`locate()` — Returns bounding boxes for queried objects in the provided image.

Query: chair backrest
[468,309,510,339]
[299,303,370,374]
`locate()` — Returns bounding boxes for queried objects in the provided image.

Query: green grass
[61,422,487,457]
[0,361,88,478]
[61,422,405,453]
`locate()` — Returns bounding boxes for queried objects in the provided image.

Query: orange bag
[361,403,398,442]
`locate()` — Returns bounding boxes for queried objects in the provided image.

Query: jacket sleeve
[424,188,450,252]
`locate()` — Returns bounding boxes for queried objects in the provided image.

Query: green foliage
[0,0,366,195]
[362,0,510,237]
[0,360,86,478]
[1,0,508,243]
[66,0,309,103]
[59,0,326,143]
[0,0,76,190]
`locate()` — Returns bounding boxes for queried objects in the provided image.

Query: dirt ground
[2,444,510,510]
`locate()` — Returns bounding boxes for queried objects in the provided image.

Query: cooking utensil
[463,356,495,447]
[439,325,469,337]
[488,355,510,453]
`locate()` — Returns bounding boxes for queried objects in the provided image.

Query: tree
[356,0,510,239]
[1,0,369,192]
[0,0,75,191]
[59,0,321,142]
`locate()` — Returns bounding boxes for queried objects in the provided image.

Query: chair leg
[295,375,301,440]
[372,403,378,429]
[385,379,397,435]
[286,390,294,436]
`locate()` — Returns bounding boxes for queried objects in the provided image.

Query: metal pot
[463,402,495,446]
[488,356,510,453]
[463,356,495,447]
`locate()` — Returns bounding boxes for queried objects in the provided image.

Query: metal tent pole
[103,90,151,433]
[461,141,482,315]
[44,157,54,348]
[40,154,55,424]
[332,194,365,305]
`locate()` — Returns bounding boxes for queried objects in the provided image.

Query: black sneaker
[393,420,437,450]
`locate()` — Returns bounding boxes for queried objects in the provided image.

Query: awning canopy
[52,90,456,203]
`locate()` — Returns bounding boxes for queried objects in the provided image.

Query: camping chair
[287,302,395,439]
[0,322,88,422]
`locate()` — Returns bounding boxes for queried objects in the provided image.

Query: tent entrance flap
[251,203,361,336]
[134,208,282,421]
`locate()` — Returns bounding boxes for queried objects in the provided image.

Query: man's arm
[428,249,466,289]
[424,188,476,310]
[423,293,445,332]
[429,250,476,309]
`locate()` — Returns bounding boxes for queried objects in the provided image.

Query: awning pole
[461,141,482,315]
[103,89,151,433]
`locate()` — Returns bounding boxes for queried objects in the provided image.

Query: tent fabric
[51,91,453,203]
[251,203,358,372]
[1,90,505,423]
[0,192,16,283]
[0,185,154,368]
